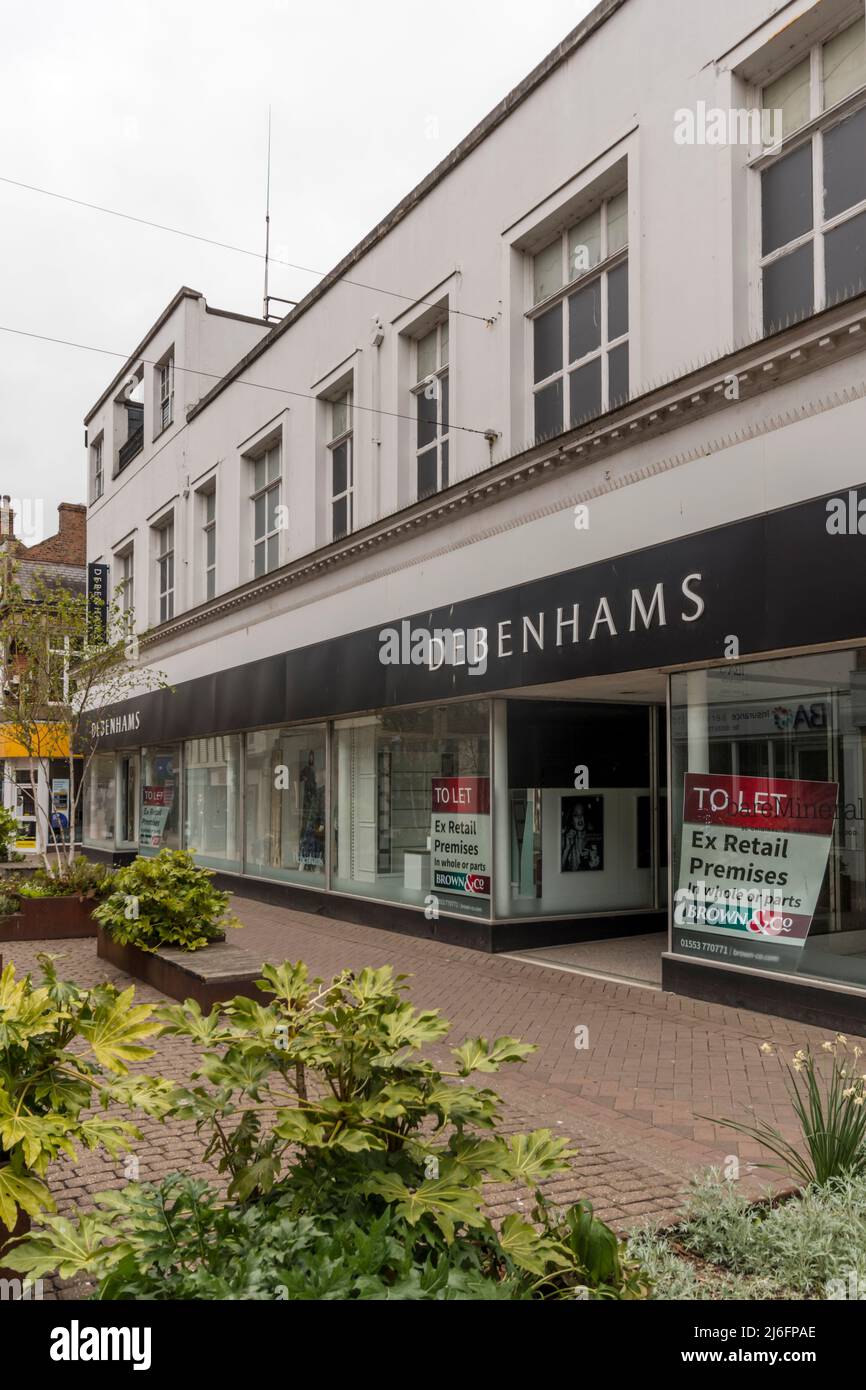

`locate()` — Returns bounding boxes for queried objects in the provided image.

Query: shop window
[84,753,116,847]
[183,735,241,871]
[505,700,654,918]
[140,745,180,853]
[759,17,866,333]
[244,725,326,885]
[332,701,490,918]
[670,650,866,990]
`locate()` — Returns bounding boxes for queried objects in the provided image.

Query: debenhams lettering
[378,574,705,668]
[90,711,142,739]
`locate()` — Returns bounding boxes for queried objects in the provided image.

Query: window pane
[441,438,449,488]
[267,485,281,533]
[607,260,629,340]
[206,527,215,568]
[606,190,628,255]
[267,447,280,482]
[332,495,348,539]
[183,735,241,872]
[569,356,602,425]
[254,493,266,540]
[254,539,266,577]
[823,107,866,221]
[417,449,438,499]
[825,207,866,305]
[533,239,562,303]
[534,378,563,440]
[763,56,811,136]
[254,457,266,493]
[823,18,866,110]
[267,533,279,571]
[533,301,563,383]
[762,142,813,255]
[440,319,449,364]
[417,329,437,380]
[567,279,601,362]
[205,491,215,523]
[440,372,449,432]
[244,726,327,886]
[417,389,438,450]
[763,241,814,333]
[608,342,629,407]
[332,440,348,497]
[206,569,215,600]
[332,393,349,439]
[567,209,601,281]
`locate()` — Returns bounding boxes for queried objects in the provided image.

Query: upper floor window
[91,435,104,502]
[154,516,175,623]
[201,487,216,600]
[529,190,629,442]
[413,322,449,499]
[156,354,174,434]
[251,442,282,577]
[329,391,353,540]
[760,17,866,334]
[117,545,134,622]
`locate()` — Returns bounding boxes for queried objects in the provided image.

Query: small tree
[0,563,166,876]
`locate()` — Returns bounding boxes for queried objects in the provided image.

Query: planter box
[97,926,266,1010]
[0,1205,30,1285]
[0,895,98,942]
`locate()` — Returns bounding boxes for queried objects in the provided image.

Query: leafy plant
[0,892,19,918]
[703,1035,866,1185]
[17,857,115,901]
[92,848,238,953]
[7,962,648,1299]
[0,955,172,1238]
[0,807,19,861]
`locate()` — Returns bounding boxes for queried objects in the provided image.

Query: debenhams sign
[378,573,705,675]
[89,710,142,740]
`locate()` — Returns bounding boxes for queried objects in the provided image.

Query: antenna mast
[263,106,272,320]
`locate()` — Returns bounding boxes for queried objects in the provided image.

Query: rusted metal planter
[0,894,98,941]
[96,926,265,1009]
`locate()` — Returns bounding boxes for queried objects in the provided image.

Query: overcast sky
[0,0,595,545]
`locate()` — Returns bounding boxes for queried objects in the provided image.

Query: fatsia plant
[7,962,649,1299]
[93,849,239,953]
[0,955,173,1235]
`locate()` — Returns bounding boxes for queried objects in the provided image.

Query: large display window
[245,726,326,886]
[332,701,490,917]
[140,745,181,853]
[671,650,866,989]
[183,736,241,870]
[84,752,116,847]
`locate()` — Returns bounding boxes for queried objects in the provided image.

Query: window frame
[328,390,354,541]
[116,543,134,625]
[527,192,629,441]
[156,354,175,435]
[412,320,450,500]
[201,485,216,601]
[250,439,283,578]
[91,434,104,502]
[756,17,866,333]
[154,513,175,624]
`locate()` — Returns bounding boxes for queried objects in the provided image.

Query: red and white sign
[431,777,490,815]
[431,776,491,901]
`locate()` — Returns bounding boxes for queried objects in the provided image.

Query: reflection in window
[245,726,326,886]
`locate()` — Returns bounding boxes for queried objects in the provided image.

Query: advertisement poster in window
[141,785,173,847]
[560,795,604,871]
[431,777,490,908]
[675,772,837,962]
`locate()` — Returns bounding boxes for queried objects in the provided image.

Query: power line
[0,321,491,436]
[0,174,496,325]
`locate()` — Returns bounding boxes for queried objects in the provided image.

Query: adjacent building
[83,0,866,1027]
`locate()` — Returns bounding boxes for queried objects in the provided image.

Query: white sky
[0,0,596,545]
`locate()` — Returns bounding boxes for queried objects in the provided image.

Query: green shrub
[7,962,649,1300]
[0,955,172,1235]
[0,807,19,861]
[703,1035,866,1185]
[17,856,115,901]
[93,848,238,953]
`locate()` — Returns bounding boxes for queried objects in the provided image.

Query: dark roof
[15,559,86,599]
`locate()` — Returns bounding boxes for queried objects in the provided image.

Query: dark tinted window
[534,378,563,440]
[417,451,438,499]
[607,261,629,340]
[825,208,866,305]
[823,108,866,221]
[569,356,602,425]
[608,342,629,407]
[533,302,563,383]
[763,241,813,333]
[567,279,601,362]
[762,142,813,255]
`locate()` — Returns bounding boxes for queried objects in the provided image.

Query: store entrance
[498,671,668,985]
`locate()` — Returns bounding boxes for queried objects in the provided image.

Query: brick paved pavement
[6,895,863,1296]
